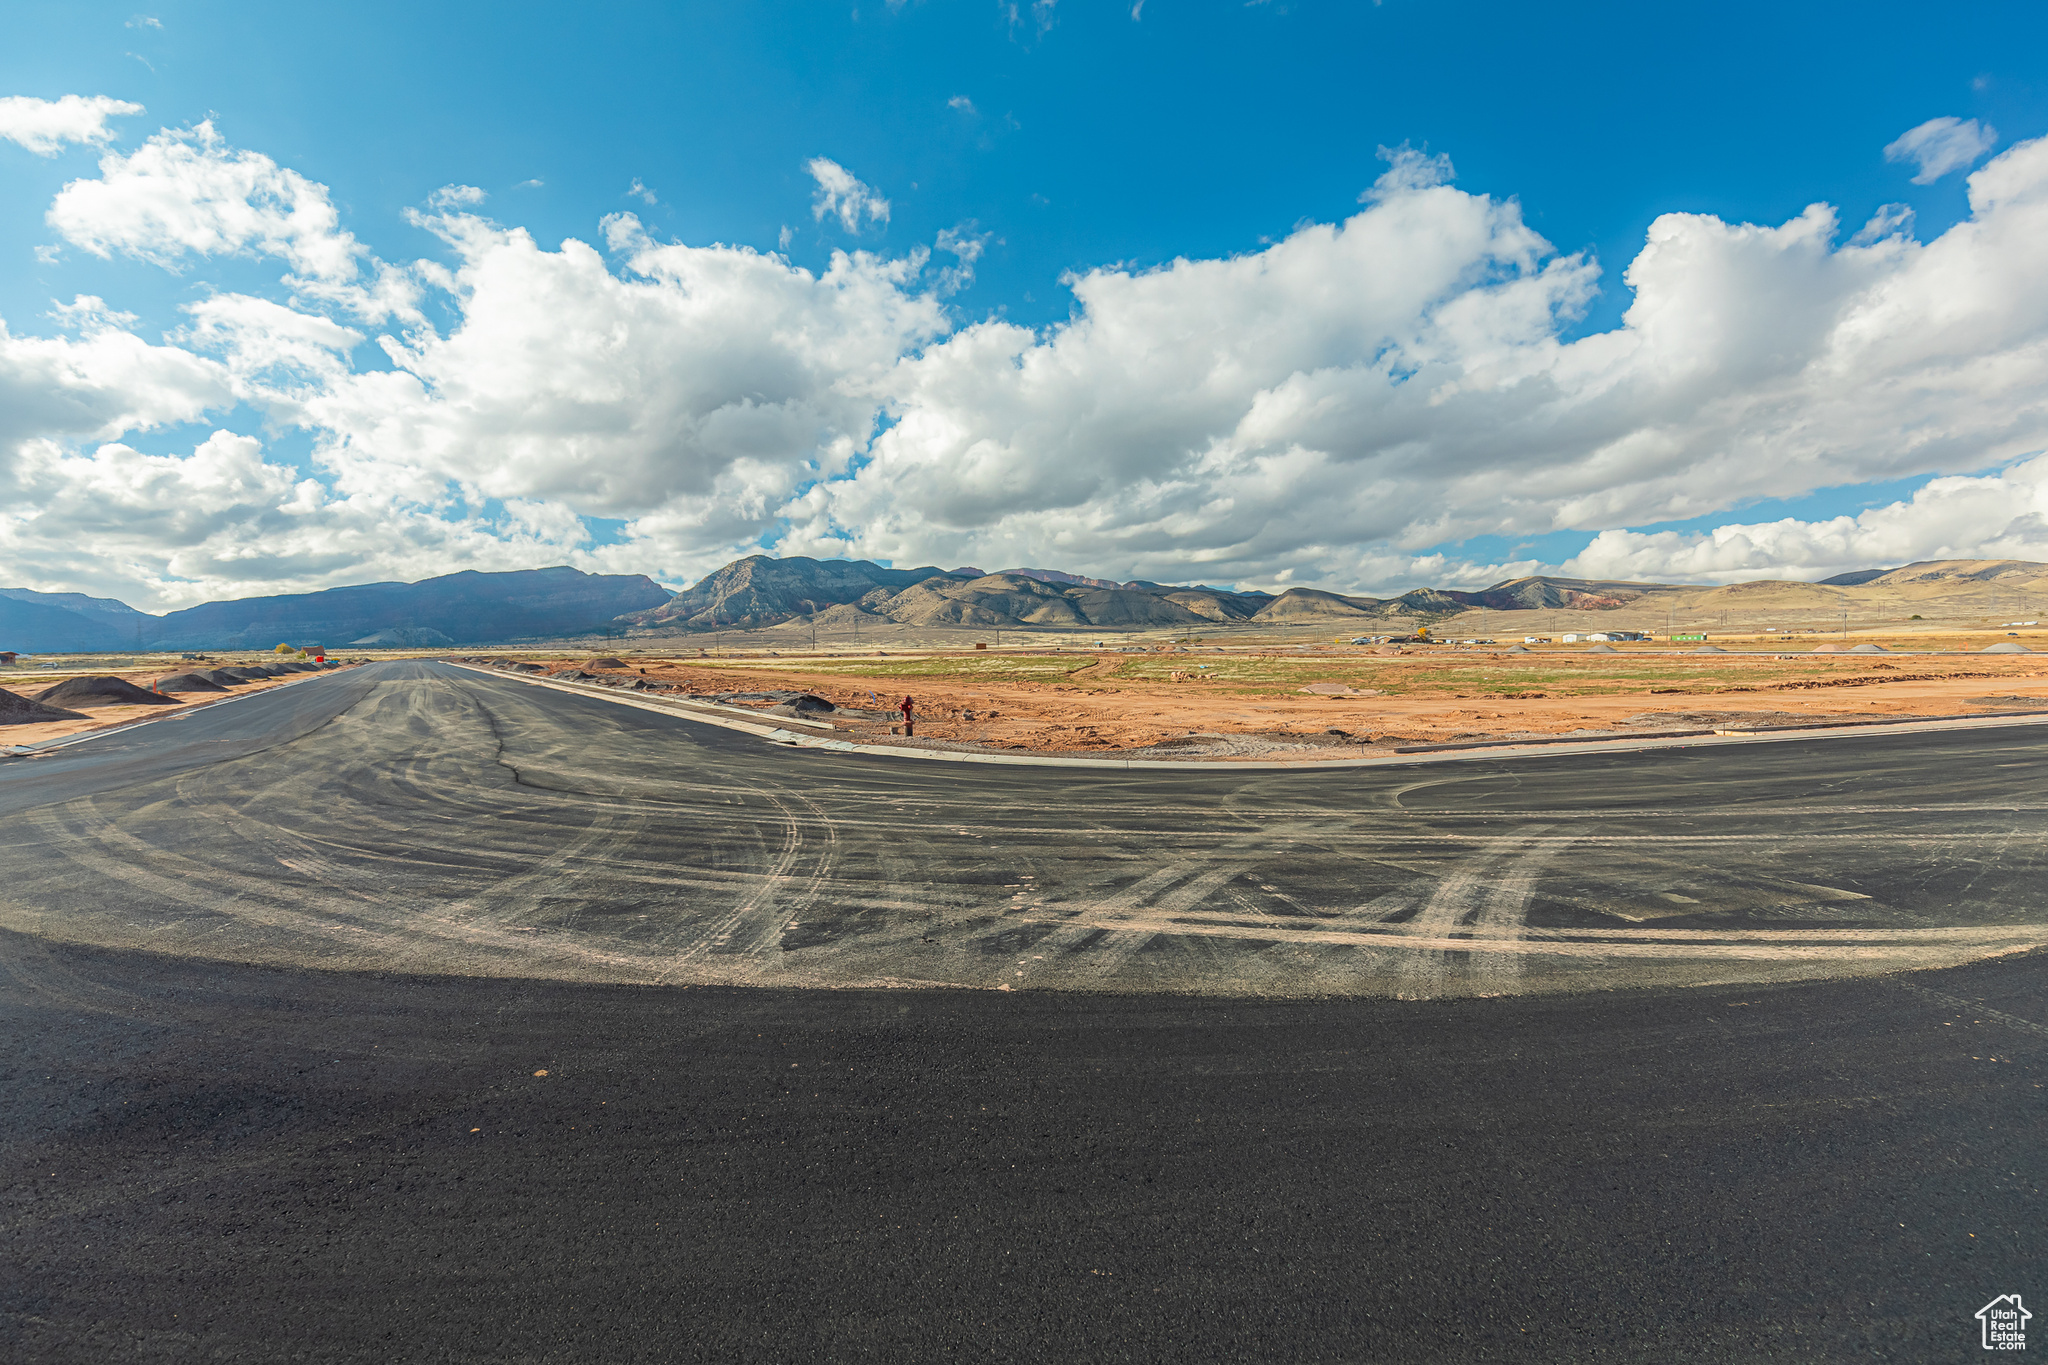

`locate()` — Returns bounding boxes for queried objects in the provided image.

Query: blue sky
[7,0,2035,333]
[4,1,2048,605]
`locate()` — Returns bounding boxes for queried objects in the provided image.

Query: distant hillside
[629,557,2048,634]
[1424,559,2048,635]
[10,555,2043,653]
[147,567,671,649]
[0,587,149,623]
[1001,567,1127,591]
[617,559,1702,634]
[1468,575,1680,610]
[0,594,135,652]
[1,567,671,652]
[1848,559,2048,589]
[626,556,971,629]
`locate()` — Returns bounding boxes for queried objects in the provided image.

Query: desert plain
[425,625,2048,760]
[11,627,2048,760]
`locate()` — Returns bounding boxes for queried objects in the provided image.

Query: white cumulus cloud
[1885,116,1998,184]
[773,139,2048,589]
[293,204,944,555]
[807,157,890,232]
[48,121,365,282]
[1565,453,2048,582]
[0,429,620,610]
[0,95,143,156]
[0,305,227,470]
[11,118,2048,607]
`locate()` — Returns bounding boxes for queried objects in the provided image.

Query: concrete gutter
[456,661,2048,772]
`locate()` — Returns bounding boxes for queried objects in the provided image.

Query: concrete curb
[453,662,2048,771]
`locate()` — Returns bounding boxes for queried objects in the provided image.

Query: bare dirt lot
[491,631,2048,759]
[1,659,341,748]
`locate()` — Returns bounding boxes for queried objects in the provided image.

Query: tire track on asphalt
[1394,829,1551,999]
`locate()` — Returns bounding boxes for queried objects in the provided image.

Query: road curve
[2,659,2044,996]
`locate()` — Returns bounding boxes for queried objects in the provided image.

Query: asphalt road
[4,660,2046,997]
[2,661,2044,1361]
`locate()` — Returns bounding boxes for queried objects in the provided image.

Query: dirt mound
[34,675,180,708]
[196,669,249,685]
[586,656,627,669]
[704,690,838,717]
[1982,642,2034,653]
[1585,643,1618,653]
[220,667,273,680]
[0,686,86,725]
[154,672,228,692]
[1847,643,1891,654]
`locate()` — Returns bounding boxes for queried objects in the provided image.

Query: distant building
[0,651,17,665]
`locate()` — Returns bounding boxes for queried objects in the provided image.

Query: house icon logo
[1977,1294,2030,1351]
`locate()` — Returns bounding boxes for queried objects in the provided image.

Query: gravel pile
[153,672,228,692]
[768,693,836,716]
[0,686,86,725]
[33,675,180,708]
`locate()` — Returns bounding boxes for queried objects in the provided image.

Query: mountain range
[622,555,1706,633]
[0,568,669,653]
[6,556,2045,654]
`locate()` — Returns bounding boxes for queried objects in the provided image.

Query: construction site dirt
[477,641,2048,761]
